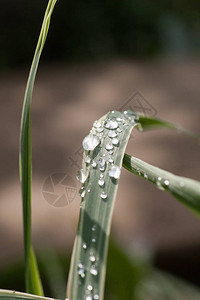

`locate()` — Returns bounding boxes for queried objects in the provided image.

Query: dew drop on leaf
[91,160,97,168]
[93,121,102,128]
[105,143,114,150]
[98,179,105,187]
[112,138,119,145]
[105,120,118,129]
[76,168,89,183]
[78,263,86,278]
[83,135,100,151]
[89,255,96,262]
[109,165,121,179]
[96,127,104,133]
[91,225,96,231]
[85,156,91,164]
[100,191,107,199]
[90,265,98,276]
[82,242,87,249]
[156,178,164,191]
[80,188,86,198]
[87,285,93,291]
[116,117,123,122]
[164,179,170,186]
[108,130,117,138]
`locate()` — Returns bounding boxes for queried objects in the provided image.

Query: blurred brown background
[0,0,200,291]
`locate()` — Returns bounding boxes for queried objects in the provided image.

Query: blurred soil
[0,58,199,265]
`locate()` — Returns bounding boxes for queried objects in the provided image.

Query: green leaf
[67,111,139,300]
[0,290,57,300]
[123,154,200,216]
[19,0,57,295]
[136,269,200,300]
[138,115,200,142]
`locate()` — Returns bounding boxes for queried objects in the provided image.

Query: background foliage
[0,0,200,69]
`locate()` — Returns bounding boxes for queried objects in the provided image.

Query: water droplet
[144,173,148,179]
[100,192,107,199]
[123,110,138,121]
[109,165,121,179]
[116,117,123,122]
[86,296,92,300]
[76,168,89,183]
[85,156,91,164]
[112,138,119,145]
[99,158,106,167]
[180,182,185,187]
[82,242,87,249]
[87,285,93,291]
[88,189,91,193]
[99,158,106,172]
[94,294,100,300]
[98,179,105,187]
[83,135,100,151]
[164,179,169,186]
[93,121,102,128]
[117,128,122,133]
[105,143,114,150]
[90,265,98,276]
[156,177,164,191]
[78,263,86,278]
[108,131,117,138]
[100,174,104,179]
[89,255,96,262]
[80,188,86,198]
[105,120,118,129]
[92,238,96,243]
[91,224,96,231]
[109,150,114,155]
[91,160,97,168]
[96,127,104,133]
[109,158,114,164]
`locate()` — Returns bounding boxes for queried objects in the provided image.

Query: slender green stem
[19,0,57,295]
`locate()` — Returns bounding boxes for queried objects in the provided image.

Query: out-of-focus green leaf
[138,115,200,142]
[123,154,200,216]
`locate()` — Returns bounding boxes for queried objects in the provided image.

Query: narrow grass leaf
[123,154,200,216]
[0,290,57,300]
[67,110,139,300]
[138,115,200,142]
[19,0,57,295]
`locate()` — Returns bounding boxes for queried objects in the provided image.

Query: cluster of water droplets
[135,167,172,191]
[75,110,138,298]
[76,110,138,203]
[76,223,100,300]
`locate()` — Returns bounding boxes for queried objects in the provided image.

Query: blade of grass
[19,0,57,295]
[138,115,200,142]
[67,111,139,300]
[123,154,200,216]
[0,290,57,300]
